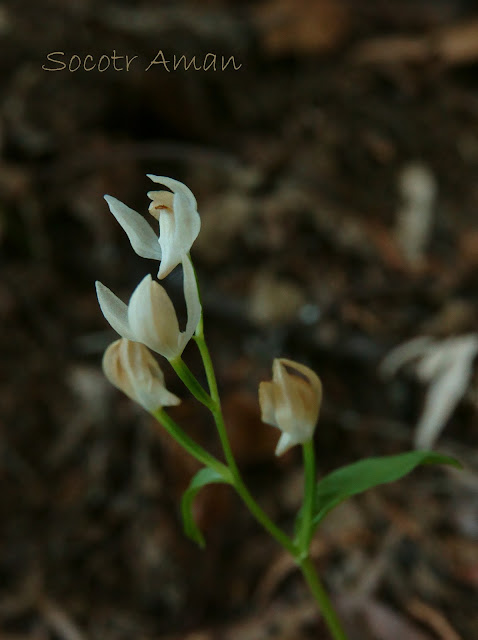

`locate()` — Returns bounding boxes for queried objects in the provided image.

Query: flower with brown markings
[259,358,322,456]
[103,338,180,411]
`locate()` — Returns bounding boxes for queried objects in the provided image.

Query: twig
[37,596,88,640]
[407,598,463,640]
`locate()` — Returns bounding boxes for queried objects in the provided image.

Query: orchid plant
[96,176,459,640]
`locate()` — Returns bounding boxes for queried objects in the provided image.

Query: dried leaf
[254,0,349,56]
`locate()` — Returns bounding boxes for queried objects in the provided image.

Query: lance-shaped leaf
[181,467,233,548]
[309,451,460,530]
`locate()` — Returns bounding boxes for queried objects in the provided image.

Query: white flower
[104,176,200,279]
[147,175,200,278]
[96,256,201,361]
[259,358,322,456]
[103,338,180,411]
[103,195,162,261]
[381,334,478,449]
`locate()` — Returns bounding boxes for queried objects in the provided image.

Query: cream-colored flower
[259,358,322,456]
[104,176,200,279]
[103,338,180,411]
[147,175,200,278]
[96,256,201,361]
[381,334,478,449]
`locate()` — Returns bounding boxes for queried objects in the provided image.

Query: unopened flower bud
[103,338,180,411]
[259,358,322,456]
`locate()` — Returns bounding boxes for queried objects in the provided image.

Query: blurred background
[1,1,478,638]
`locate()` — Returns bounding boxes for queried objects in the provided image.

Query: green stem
[194,324,218,400]
[170,356,214,411]
[194,330,238,474]
[233,472,298,555]
[194,327,297,555]
[153,408,228,477]
[298,440,316,556]
[189,260,346,637]
[300,557,348,640]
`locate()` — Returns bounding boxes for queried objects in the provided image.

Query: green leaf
[181,467,232,548]
[312,451,461,529]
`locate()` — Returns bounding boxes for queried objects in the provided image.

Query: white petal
[104,195,162,260]
[258,381,278,427]
[136,377,181,411]
[103,339,134,398]
[171,189,201,255]
[275,432,300,456]
[146,175,197,209]
[380,336,434,377]
[278,359,322,395]
[95,281,136,341]
[180,255,202,351]
[124,340,181,410]
[272,359,294,414]
[271,360,310,436]
[156,205,178,279]
[146,176,201,279]
[261,359,321,451]
[103,339,180,411]
[415,343,478,449]
[416,348,449,381]
[277,358,322,425]
[128,275,180,359]
[147,191,174,220]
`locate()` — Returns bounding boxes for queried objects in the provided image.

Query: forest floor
[1,1,478,638]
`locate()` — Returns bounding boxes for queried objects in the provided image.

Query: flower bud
[259,358,322,456]
[103,338,180,411]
